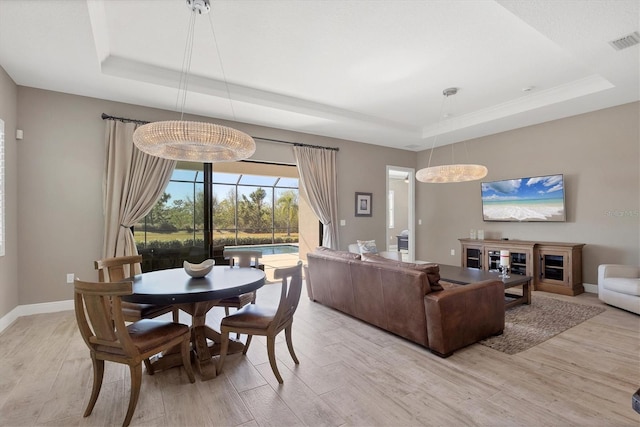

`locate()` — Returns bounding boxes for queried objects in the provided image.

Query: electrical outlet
[418,219,422,225]
[450,249,455,256]
[66,273,75,284]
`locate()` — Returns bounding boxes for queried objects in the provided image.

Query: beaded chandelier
[133,0,255,163]
[133,120,255,162]
[416,87,488,183]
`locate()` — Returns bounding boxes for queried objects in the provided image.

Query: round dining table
[124,265,266,380]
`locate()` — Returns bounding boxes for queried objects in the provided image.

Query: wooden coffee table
[437,264,532,309]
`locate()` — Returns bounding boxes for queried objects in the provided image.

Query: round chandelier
[416,163,488,183]
[133,0,256,163]
[133,120,255,163]
[416,87,488,184]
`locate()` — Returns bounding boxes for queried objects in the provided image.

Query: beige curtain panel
[102,121,176,270]
[293,145,339,249]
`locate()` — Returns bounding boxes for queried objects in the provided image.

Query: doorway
[386,166,415,261]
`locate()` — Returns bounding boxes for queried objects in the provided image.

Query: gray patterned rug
[479,295,606,355]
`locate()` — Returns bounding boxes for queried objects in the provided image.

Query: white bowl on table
[183,259,215,278]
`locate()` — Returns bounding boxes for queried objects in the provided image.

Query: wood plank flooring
[0,283,638,426]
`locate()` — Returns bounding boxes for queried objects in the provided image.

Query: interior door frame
[386,165,415,262]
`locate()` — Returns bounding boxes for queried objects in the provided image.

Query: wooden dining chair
[95,255,179,323]
[74,278,195,427]
[217,262,303,384]
[216,250,263,315]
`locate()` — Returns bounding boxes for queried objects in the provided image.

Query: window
[134,162,299,271]
[0,120,4,256]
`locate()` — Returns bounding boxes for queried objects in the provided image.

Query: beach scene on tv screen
[481,175,565,222]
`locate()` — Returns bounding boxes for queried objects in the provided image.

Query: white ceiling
[0,0,638,151]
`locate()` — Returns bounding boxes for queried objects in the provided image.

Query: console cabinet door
[483,246,532,276]
[535,247,587,295]
[462,244,483,269]
[509,250,531,276]
[538,249,570,286]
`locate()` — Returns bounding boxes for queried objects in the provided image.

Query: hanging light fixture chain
[448,91,456,164]
[132,0,256,163]
[416,87,487,183]
[208,8,237,121]
[177,11,197,120]
[425,88,451,169]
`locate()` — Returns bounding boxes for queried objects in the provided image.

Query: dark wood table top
[123,266,266,305]
[438,264,531,287]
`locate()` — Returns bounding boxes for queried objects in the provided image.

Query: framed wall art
[355,192,372,217]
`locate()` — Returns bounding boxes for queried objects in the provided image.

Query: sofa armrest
[303,264,313,300]
[425,279,505,357]
[598,264,639,281]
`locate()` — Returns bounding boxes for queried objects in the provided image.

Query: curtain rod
[253,136,339,152]
[101,113,149,125]
[101,113,339,152]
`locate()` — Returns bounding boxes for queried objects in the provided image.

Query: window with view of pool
[225,244,299,256]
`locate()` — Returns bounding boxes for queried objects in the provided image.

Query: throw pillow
[357,239,378,254]
[360,254,441,291]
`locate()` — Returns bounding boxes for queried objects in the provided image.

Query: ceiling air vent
[609,31,640,51]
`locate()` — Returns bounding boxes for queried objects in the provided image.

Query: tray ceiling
[0,0,637,150]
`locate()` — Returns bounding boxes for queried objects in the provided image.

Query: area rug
[479,295,606,355]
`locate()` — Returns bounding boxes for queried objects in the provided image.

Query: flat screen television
[481,174,566,222]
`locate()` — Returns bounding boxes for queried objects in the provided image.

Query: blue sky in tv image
[481,174,564,202]
[481,174,565,222]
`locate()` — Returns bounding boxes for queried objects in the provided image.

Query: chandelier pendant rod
[416,87,488,183]
[207,9,237,121]
[425,87,454,170]
[177,10,197,120]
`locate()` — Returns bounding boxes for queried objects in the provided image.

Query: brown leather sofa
[306,247,505,357]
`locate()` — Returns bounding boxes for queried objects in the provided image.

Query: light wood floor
[1,284,638,426]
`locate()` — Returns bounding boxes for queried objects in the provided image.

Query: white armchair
[598,264,640,315]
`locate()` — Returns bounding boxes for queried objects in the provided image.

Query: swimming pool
[225,244,299,256]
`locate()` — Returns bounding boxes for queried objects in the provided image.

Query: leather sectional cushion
[409,263,443,292]
[315,246,361,260]
[361,253,394,263]
[439,280,462,290]
[361,253,442,291]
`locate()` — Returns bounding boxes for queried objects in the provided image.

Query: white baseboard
[0,282,598,334]
[0,299,73,334]
[583,282,597,294]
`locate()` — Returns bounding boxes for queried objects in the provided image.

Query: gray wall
[0,66,18,319]
[14,87,415,308]
[416,102,640,285]
[335,141,417,249]
[3,82,638,317]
